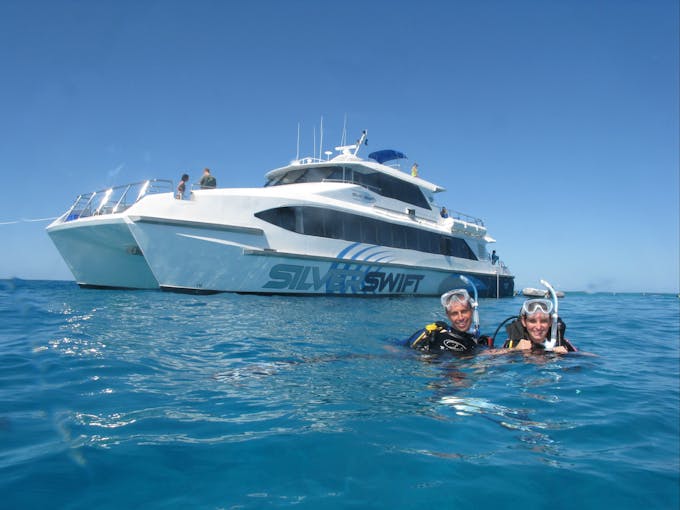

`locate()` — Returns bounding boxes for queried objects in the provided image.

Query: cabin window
[255,207,296,231]
[255,206,477,260]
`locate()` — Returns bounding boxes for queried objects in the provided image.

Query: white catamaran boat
[47,131,514,296]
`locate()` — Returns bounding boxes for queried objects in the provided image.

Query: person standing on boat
[502,299,576,354]
[440,207,449,219]
[199,168,217,189]
[410,162,419,177]
[491,250,499,265]
[176,173,189,199]
[408,289,492,354]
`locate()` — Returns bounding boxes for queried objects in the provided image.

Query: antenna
[319,116,323,161]
[341,114,347,146]
[313,126,316,161]
[296,122,300,161]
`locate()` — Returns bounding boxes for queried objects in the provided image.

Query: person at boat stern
[502,299,577,354]
[407,289,493,354]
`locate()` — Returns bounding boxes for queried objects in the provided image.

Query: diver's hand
[553,346,568,354]
[515,339,532,350]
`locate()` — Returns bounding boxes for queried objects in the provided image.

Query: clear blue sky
[1,0,678,293]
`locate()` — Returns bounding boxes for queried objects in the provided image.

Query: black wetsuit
[408,321,488,354]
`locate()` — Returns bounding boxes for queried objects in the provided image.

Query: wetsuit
[408,321,490,354]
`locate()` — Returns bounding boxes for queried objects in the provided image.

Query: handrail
[62,179,173,222]
[440,207,485,227]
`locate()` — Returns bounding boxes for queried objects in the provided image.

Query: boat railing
[445,209,485,227]
[372,206,447,232]
[372,205,487,232]
[62,179,173,222]
[294,157,326,164]
[494,259,512,275]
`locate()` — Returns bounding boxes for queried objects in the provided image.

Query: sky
[1,0,678,293]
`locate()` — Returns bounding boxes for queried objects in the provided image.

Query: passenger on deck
[440,207,449,219]
[408,289,492,354]
[491,250,499,265]
[502,299,577,354]
[199,168,217,189]
[176,173,189,199]
[410,163,419,177]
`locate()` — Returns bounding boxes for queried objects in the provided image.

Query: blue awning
[368,149,407,164]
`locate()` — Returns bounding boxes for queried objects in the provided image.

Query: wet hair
[181,173,189,181]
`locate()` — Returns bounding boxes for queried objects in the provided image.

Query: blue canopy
[368,149,407,164]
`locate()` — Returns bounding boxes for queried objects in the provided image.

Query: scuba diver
[408,287,493,355]
[499,280,577,354]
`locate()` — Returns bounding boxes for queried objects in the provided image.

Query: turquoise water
[1,280,678,509]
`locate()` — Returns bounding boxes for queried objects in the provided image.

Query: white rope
[0,217,57,225]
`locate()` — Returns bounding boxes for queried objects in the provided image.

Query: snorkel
[539,279,559,351]
[460,275,480,339]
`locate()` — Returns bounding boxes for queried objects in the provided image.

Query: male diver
[408,288,492,354]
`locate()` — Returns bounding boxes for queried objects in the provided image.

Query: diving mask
[440,289,475,309]
[521,298,553,316]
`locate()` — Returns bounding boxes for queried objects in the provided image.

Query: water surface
[1,281,678,509]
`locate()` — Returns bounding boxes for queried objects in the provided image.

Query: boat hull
[46,216,159,289]
[128,217,513,297]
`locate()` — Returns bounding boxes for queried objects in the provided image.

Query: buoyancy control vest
[408,321,490,354]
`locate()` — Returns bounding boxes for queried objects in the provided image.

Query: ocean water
[1,280,678,510]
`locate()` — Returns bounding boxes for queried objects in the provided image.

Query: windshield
[264,164,431,209]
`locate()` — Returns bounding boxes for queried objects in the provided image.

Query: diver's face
[521,313,552,343]
[446,301,472,333]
